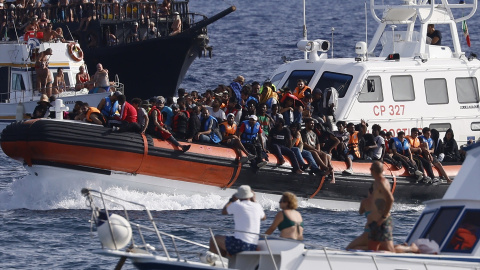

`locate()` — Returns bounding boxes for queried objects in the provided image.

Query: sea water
[2,0,478,268]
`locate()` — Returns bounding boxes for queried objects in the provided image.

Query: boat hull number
[373,105,405,116]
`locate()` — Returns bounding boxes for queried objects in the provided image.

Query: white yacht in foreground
[82,141,480,270]
[270,0,480,143]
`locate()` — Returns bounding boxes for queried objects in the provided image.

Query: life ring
[68,42,84,62]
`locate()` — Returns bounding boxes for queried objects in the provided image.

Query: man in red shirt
[115,95,141,133]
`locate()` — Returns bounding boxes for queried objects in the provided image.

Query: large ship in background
[0,1,235,99]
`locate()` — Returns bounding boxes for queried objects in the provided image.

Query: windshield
[281,70,315,91]
[314,72,353,98]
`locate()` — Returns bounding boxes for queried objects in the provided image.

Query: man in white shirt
[209,185,266,256]
[206,98,226,122]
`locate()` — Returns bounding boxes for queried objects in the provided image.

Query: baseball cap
[249,115,258,121]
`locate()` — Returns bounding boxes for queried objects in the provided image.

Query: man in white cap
[209,185,266,256]
[237,115,268,169]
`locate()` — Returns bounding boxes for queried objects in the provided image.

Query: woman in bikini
[265,192,304,240]
[346,185,375,250]
[53,67,66,94]
[75,65,91,90]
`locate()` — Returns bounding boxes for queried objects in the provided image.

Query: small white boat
[0,38,123,131]
[83,138,480,270]
[270,0,480,144]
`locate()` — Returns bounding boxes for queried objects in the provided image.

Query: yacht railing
[82,188,478,270]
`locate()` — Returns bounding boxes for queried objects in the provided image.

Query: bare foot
[277,160,286,166]
[330,172,336,184]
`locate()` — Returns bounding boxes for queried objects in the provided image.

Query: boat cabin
[406,142,480,256]
[0,41,83,103]
[269,0,480,144]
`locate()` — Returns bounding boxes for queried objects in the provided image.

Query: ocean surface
[1,0,478,268]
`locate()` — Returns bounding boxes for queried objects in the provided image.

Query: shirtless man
[89,63,112,93]
[368,161,395,252]
[35,48,52,94]
[42,23,63,42]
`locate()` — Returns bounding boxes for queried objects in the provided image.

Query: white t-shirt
[207,106,226,121]
[227,200,265,244]
[373,135,385,159]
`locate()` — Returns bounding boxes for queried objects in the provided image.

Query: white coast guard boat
[83,141,480,270]
[270,0,480,144]
[0,38,123,130]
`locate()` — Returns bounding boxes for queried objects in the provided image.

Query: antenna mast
[303,0,307,60]
[365,1,368,60]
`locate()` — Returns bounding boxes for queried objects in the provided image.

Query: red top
[120,101,138,123]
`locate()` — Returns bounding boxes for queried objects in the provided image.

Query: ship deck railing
[0,1,206,39]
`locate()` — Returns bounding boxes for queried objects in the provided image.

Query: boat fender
[67,42,84,62]
[16,103,25,121]
[97,213,132,250]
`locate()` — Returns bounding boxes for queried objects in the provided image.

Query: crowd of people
[34,73,466,182]
[0,0,180,42]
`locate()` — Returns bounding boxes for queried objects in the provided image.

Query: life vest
[220,122,237,142]
[203,115,221,144]
[172,110,189,133]
[86,107,105,124]
[419,135,433,149]
[293,86,311,99]
[348,131,361,158]
[147,106,164,133]
[293,135,301,147]
[451,228,477,250]
[101,96,119,118]
[392,137,410,155]
[240,120,260,144]
[406,135,421,148]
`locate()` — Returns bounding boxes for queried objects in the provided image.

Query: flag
[463,20,471,47]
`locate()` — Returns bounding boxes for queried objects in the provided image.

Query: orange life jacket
[348,131,361,158]
[220,121,237,142]
[293,86,311,99]
[86,107,105,123]
[406,135,421,148]
[451,228,477,250]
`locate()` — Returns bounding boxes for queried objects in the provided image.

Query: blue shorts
[225,236,257,255]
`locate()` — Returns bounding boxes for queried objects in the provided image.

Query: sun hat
[235,185,254,199]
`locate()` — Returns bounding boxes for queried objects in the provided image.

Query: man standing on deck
[368,161,395,252]
[209,185,266,257]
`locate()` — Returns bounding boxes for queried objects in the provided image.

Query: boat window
[456,77,479,103]
[270,71,286,90]
[471,122,480,131]
[442,209,480,253]
[313,72,353,98]
[425,78,448,104]
[391,75,414,101]
[420,206,463,247]
[11,73,26,91]
[407,210,436,244]
[429,123,451,132]
[358,76,383,102]
[281,70,315,91]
